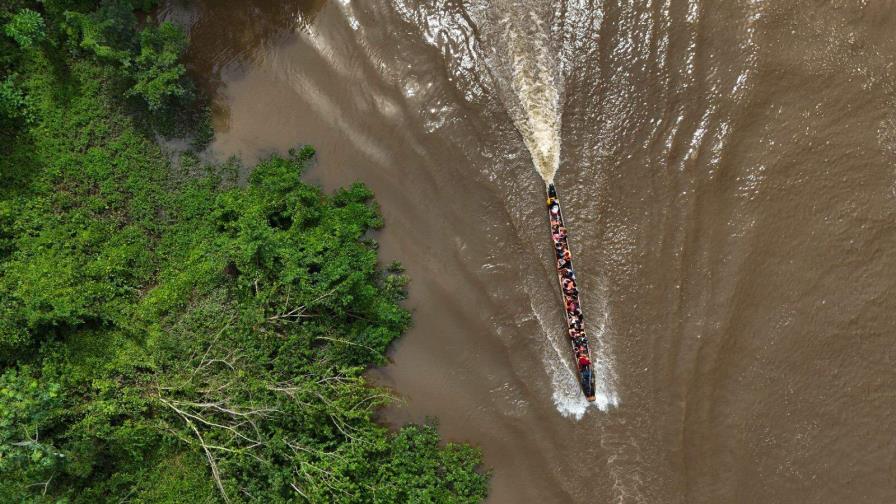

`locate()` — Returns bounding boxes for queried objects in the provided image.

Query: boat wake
[389,0,619,417]
[482,1,563,184]
[491,4,618,415]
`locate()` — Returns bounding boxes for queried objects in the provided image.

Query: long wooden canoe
[546,183,596,402]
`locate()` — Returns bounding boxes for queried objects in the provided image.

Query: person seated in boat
[549,202,560,217]
[566,299,579,313]
[580,362,593,391]
[557,257,571,270]
[557,226,568,240]
[578,353,591,369]
[555,241,565,257]
[562,249,571,262]
[559,267,575,280]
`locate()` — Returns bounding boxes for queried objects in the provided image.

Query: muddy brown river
[160,1,896,502]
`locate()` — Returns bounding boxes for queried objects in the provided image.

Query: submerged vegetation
[0,1,488,502]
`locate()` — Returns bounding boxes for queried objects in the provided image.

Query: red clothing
[578,355,591,367]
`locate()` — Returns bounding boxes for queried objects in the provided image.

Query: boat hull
[546,183,596,402]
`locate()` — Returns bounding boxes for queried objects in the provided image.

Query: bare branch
[315,336,379,354]
[290,482,309,500]
[268,287,338,322]
[158,396,230,503]
[157,397,262,452]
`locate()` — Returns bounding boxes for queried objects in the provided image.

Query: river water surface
[160,1,896,502]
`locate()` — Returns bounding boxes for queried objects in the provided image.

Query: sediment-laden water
[160,1,896,502]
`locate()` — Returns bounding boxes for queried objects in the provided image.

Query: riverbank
[0,2,487,501]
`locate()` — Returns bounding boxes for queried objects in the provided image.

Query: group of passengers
[548,199,591,370]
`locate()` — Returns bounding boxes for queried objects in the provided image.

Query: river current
[160,1,896,502]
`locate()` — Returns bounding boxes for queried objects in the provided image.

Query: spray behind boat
[484,1,563,185]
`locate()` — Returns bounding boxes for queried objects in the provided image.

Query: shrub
[3,8,45,49]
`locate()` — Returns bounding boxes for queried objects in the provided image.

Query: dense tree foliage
[4,8,44,48]
[0,1,488,502]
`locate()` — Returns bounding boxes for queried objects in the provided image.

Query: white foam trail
[388,0,561,180]
[496,7,563,183]
[506,21,562,183]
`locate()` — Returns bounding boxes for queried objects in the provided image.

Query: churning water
[489,2,563,184]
